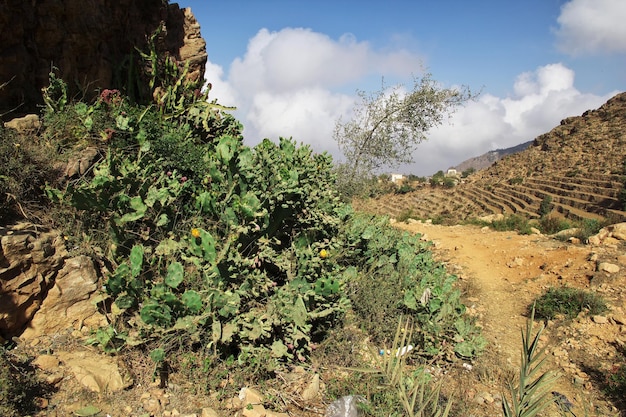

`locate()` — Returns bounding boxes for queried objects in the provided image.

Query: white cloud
[216,27,424,154]
[230,28,423,95]
[204,61,237,107]
[204,28,618,178]
[555,0,626,55]
[244,88,354,153]
[399,63,617,175]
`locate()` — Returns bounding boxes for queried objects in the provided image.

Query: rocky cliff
[0,0,207,118]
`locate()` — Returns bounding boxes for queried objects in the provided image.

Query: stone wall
[0,0,207,118]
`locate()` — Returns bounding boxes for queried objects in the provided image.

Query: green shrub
[340,213,484,359]
[0,126,61,223]
[491,214,532,234]
[396,208,416,223]
[461,167,475,178]
[538,195,552,217]
[538,215,570,235]
[0,347,47,417]
[573,218,603,241]
[509,177,524,185]
[532,287,608,320]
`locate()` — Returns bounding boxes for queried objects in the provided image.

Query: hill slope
[454,140,533,173]
[357,92,626,223]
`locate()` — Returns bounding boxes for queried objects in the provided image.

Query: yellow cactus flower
[191,228,201,238]
[319,249,329,259]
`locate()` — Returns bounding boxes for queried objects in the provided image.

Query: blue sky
[182,0,625,175]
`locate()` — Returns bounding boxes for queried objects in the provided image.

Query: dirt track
[394,221,626,416]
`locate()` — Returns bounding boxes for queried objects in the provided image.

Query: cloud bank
[206,18,619,176]
[555,0,626,55]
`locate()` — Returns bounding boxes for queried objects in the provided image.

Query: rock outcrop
[0,0,207,118]
[0,222,105,339]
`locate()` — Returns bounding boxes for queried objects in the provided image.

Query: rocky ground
[394,220,626,417]
[6,221,626,416]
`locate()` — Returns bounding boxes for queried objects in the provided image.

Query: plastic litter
[325,395,366,417]
[378,344,414,357]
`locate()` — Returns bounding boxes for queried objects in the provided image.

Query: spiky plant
[502,306,559,417]
[380,317,453,417]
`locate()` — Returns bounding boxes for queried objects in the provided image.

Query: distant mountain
[453,141,533,173]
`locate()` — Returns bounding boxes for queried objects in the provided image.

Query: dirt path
[393,221,626,416]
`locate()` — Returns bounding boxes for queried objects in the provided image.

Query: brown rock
[0,223,67,337]
[598,262,620,274]
[56,350,133,393]
[608,223,626,240]
[301,373,320,401]
[33,354,60,370]
[22,255,105,339]
[201,408,219,417]
[3,114,41,132]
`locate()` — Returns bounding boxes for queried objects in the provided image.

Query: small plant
[509,177,524,185]
[377,317,453,417]
[572,218,603,242]
[539,215,570,235]
[491,214,532,234]
[0,347,48,417]
[539,195,552,217]
[397,208,416,223]
[532,287,608,320]
[502,306,559,417]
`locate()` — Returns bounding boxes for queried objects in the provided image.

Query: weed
[532,287,608,320]
[491,214,533,234]
[605,364,626,397]
[0,346,50,417]
[397,208,416,223]
[0,125,62,223]
[502,306,559,417]
[539,195,552,217]
[539,215,570,235]
[509,177,524,185]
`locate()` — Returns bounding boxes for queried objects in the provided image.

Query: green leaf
[115,114,130,130]
[314,277,340,296]
[129,244,144,278]
[212,319,221,344]
[156,213,169,227]
[290,296,308,327]
[141,303,172,326]
[155,238,180,256]
[182,290,203,313]
[403,290,418,311]
[271,340,289,358]
[146,186,171,207]
[106,263,130,296]
[150,348,165,363]
[74,405,101,416]
[216,135,237,163]
[114,294,136,309]
[165,261,184,288]
[237,192,261,218]
[195,191,215,214]
[189,228,217,263]
[117,196,147,224]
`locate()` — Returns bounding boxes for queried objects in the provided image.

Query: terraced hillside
[355,92,626,223]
